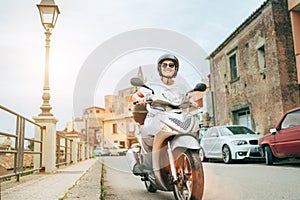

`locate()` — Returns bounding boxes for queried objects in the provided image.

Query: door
[203,127,221,158]
[274,109,300,157]
[237,110,252,130]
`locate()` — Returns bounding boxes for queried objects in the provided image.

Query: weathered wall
[209,0,299,134]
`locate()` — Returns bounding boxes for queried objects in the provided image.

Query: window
[205,127,218,138]
[257,45,266,74]
[220,127,234,136]
[281,110,300,129]
[226,126,256,135]
[229,54,238,81]
[119,141,125,148]
[113,123,117,134]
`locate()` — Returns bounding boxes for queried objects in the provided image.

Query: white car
[93,147,110,156]
[199,125,264,164]
[109,146,128,156]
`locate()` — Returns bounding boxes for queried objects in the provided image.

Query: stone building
[208,0,300,134]
[289,0,300,78]
[66,107,105,149]
[83,107,105,148]
[102,90,136,148]
[101,67,145,148]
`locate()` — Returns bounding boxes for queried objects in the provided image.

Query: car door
[273,109,300,157]
[203,127,221,158]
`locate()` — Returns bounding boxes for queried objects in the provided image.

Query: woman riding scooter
[127,53,205,200]
[131,54,199,171]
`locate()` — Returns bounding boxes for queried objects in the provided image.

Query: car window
[281,110,300,129]
[226,126,256,135]
[220,127,234,136]
[205,127,218,138]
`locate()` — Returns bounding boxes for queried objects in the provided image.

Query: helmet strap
[161,76,174,85]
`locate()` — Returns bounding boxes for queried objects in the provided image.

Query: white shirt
[140,78,188,103]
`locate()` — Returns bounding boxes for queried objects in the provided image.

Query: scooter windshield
[161,89,184,105]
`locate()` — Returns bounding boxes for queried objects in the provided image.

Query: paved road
[101,156,173,200]
[64,159,102,200]
[101,156,300,200]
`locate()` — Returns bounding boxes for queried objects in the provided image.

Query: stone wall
[209,0,300,134]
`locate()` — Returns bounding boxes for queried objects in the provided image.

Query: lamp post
[34,0,60,173]
[37,0,60,116]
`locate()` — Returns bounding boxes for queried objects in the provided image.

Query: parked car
[109,146,128,156]
[199,125,263,164]
[259,107,300,165]
[93,147,110,156]
[198,127,208,143]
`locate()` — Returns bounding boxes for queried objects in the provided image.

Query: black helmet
[157,54,179,78]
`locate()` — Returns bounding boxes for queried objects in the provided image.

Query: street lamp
[37,0,60,116]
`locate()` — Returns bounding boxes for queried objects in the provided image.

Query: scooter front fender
[170,134,200,151]
[152,132,200,191]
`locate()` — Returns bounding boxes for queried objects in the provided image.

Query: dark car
[258,107,300,165]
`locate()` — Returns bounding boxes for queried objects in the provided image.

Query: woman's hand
[187,91,203,108]
[131,91,146,105]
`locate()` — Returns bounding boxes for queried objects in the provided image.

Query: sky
[0,0,265,130]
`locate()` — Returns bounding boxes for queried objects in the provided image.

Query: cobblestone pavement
[64,159,103,200]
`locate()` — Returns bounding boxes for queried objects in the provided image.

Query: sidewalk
[0,158,101,200]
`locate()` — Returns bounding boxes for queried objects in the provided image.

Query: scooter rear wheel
[173,150,204,200]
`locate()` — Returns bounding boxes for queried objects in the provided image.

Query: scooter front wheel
[144,179,157,193]
[173,150,204,200]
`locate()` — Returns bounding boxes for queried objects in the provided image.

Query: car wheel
[222,145,232,164]
[199,147,208,162]
[264,146,274,165]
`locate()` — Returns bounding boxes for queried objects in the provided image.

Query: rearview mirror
[130,77,154,94]
[270,128,277,135]
[194,83,207,92]
[130,77,144,87]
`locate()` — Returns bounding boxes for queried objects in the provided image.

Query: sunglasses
[161,63,175,68]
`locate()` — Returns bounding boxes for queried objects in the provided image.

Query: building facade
[289,0,300,81]
[66,106,105,149]
[101,68,144,148]
[102,91,136,149]
[208,0,300,134]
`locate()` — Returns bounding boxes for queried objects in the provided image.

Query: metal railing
[56,133,73,167]
[0,105,43,182]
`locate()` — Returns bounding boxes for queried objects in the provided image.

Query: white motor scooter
[126,77,206,200]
